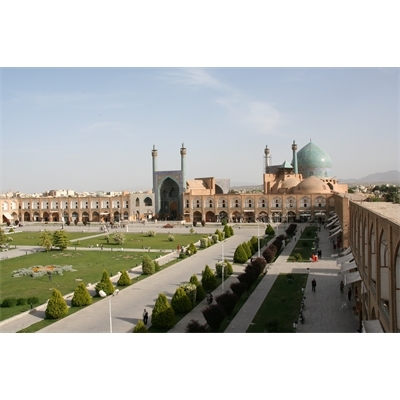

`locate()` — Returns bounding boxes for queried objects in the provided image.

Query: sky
[1,67,398,193]
[1,2,399,195]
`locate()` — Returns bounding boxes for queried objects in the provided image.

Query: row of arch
[189,210,319,223]
[351,205,400,332]
[186,196,331,209]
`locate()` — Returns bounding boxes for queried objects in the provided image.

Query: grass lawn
[287,226,319,262]
[246,273,309,333]
[0,249,166,321]
[5,231,207,250]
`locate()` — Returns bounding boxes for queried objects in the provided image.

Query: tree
[215,291,238,316]
[71,282,92,307]
[45,289,68,319]
[223,224,231,238]
[201,265,217,290]
[230,281,247,299]
[52,230,70,251]
[233,244,248,263]
[95,270,115,296]
[242,241,253,259]
[0,228,7,247]
[202,304,226,332]
[113,232,126,245]
[265,224,275,236]
[181,283,197,307]
[142,255,155,275]
[132,320,148,333]
[171,287,193,314]
[185,319,208,333]
[151,293,176,329]
[117,270,131,286]
[190,274,206,301]
[38,230,53,251]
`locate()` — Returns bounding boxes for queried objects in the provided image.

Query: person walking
[311,279,317,292]
[143,309,149,325]
[347,287,352,301]
[340,281,344,293]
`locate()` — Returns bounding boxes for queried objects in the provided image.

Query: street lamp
[99,289,119,333]
[221,239,227,292]
[257,223,261,257]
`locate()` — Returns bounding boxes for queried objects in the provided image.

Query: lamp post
[99,290,118,333]
[221,239,226,292]
[257,223,261,257]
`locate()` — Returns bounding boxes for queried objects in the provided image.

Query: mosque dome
[294,176,331,194]
[294,141,332,178]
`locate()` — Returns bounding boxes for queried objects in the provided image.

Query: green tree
[52,230,70,251]
[265,224,275,236]
[242,241,253,259]
[142,255,155,275]
[95,270,115,296]
[181,283,197,306]
[117,270,131,286]
[190,274,206,301]
[228,225,234,236]
[171,287,193,314]
[215,229,224,241]
[71,282,93,307]
[113,232,126,245]
[45,289,68,319]
[132,320,148,333]
[223,224,231,238]
[201,265,217,290]
[151,293,176,329]
[38,230,53,251]
[234,244,249,263]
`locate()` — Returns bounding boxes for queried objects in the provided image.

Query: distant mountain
[341,170,400,185]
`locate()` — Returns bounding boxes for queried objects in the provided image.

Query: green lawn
[287,226,318,262]
[5,232,101,246]
[0,249,166,321]
[246,273,309,333]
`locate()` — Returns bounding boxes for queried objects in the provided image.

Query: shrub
[263,244,277,263]
[200,237,209,249]
[293,253,303,261]
[142,255,155,275]
[237,272,256,291]
[245,264,261,280]
[230,281,247,299]
[95,270,115,296]
[201,265,217,290]
[27,297,39,305]
[190,274,206,301]
[223,224,231,238]
[17,298,27,306]
[185,319,208,333]
[181,283,197,307]
[202,304,226,332]
[233,244,248,264]
[171,287,193,314]
[133,320,148,333]
[215,260,232,278]
[242,241,253,259]
[71,282,93,307]
[229,226,234,237]
[45,289,68,319]
[154,259,162,272]
[265,224,275,235]
[168,234,175,241]
[211,234,218,244]
[151,293,176,329]
[249,236,259,254]
[113,232,126,245]
[146,230,156,237]
[117,270,132,286]
[188,242,197,255]
[215,291,238,316]
[1,297,17,308]
[215,229,224,241]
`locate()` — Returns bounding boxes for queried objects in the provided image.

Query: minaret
[292,140,298,174]
[180,143,186,193]
[264,145,271,173]
[151,145,158,193]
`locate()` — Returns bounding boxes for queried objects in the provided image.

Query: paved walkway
[0,222,360,333]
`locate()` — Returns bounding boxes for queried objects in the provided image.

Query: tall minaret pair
[151,143,186,193]
[264,141,298,174]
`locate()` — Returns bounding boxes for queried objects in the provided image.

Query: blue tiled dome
[294,141,332,178]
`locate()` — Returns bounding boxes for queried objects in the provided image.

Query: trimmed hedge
[71,282,93,307]
[151,293,176,329]
[45,289,68,319]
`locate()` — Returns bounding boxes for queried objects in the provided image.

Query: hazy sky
[1,67,398,193]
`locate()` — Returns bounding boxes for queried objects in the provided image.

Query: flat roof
[354,201,400,225]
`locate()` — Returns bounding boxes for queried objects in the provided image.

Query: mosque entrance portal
[159,178,181,220]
